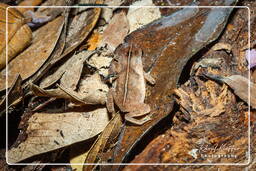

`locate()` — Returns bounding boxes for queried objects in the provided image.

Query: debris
[86,51,112,77]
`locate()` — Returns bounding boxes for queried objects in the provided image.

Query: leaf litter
[2,0,254,169]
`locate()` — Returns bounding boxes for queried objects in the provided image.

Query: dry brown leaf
[83,113,122,171]
[40,51,95,89]
[0,3,32,70]
[63,6,101,56]
[8,107,110,163]
[205,74,256,108]
[0,74,22,116]
[33,4,101,87]
[0,16,64,91]
[17,0,43,14]
[100,11,129,52]
[38,7,101,88]
[32,73,108,105]
[24,0,72,26]
[28,9,69,85]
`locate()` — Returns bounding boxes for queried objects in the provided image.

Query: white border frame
[5,5,251,166]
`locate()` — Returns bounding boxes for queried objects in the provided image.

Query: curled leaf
[0,16,64,91]
[0,3,32,70]
[83,113,122,171]
[31,73,108,105]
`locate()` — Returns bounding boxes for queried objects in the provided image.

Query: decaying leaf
[83,113,122,171]
[100,11,129,52]
[204,74,256,108]
[0,3,32,70]
[127,0,161,32]
[8,107,110,163]
[174,81,229,118]
[0,16,64,91]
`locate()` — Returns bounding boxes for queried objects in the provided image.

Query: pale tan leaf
[70,145,89,171]
[8,107,110,163]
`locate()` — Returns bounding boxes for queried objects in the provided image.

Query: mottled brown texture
[124,71,248,170]
[105,0,237,168]
[107,47,153,125]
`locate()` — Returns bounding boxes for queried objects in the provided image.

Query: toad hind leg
[125,103,151,125]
